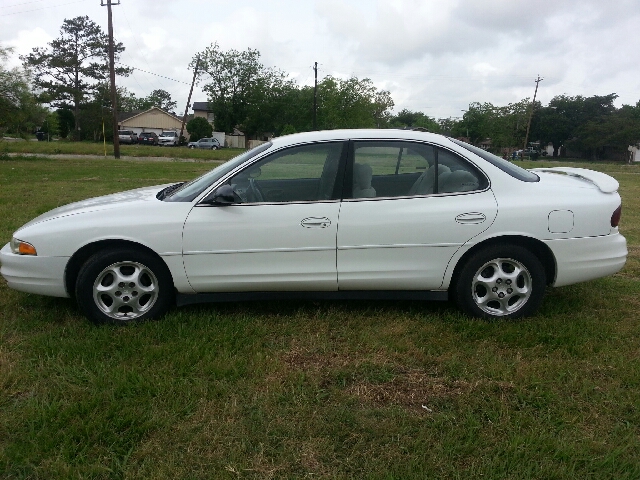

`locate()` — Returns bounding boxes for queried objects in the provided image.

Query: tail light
[611,205,622,228]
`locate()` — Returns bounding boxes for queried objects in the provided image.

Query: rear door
[337,140,497,290]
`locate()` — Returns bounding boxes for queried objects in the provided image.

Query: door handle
[301,217,331,228]
[455,212,486,224]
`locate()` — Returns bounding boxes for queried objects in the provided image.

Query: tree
[453,102,495,144]
[186,116,213,142]
[21,16,131,138]
[196,44,395,136]
[56,108,75,138]
[196,43,270,135]
[1,45,46,137]
[568,102,640,160]
[197,43,302,137]
[390,109,440,132]
[487,99,530,150]
[40,111,59,139]
[539,94,619,157]
[315,76,394,130]
[141,89,177,113]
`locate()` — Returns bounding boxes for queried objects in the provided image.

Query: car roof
[269,129,452,148]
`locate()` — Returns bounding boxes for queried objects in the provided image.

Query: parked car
[118,130,137,144]
[512,148,540,160]
[1,129,627,325]
[158,131,179,146]
[138,132,159,145]
[188,137,221,150]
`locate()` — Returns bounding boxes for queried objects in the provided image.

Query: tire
[189,145,195,149]
[210,146,217,150]
[75,248,174,325]
[453,245,546,319]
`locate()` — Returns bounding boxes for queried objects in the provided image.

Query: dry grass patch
[345,371,475,409]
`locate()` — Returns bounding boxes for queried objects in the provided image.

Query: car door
[337,140,498,290]
[182,141,346,292]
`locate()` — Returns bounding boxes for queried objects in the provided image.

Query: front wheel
[453,245,546,319]
[76,248,174,325]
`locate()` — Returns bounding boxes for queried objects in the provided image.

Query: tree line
[2,15,639,160]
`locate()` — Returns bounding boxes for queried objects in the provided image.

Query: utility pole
[180,56,200,145]
[313,62,318,130]
[523,75,543,157]
[101,0,120,159]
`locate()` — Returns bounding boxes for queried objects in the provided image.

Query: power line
[0,0,85,16]
[3,0,46,8]
[115,62,191,85]
[117,7,166,93]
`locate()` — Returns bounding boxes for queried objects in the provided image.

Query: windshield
[450,138,539,182]
[160,132,175,137]
[164,142,273,202]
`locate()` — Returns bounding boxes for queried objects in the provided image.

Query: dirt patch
[345,372,473,408]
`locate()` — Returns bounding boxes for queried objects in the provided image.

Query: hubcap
[471,257,532,316]
[93,261,159,320]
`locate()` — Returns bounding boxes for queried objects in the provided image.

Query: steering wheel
[248,178,264,202]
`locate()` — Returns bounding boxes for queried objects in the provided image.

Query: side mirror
[203,184,237,206]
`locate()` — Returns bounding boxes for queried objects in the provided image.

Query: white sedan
[1,129,627,324]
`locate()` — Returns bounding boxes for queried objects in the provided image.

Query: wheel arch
[64,239,174,298]
[448,235,556,295]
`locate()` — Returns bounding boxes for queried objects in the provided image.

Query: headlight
[10,238,37,255]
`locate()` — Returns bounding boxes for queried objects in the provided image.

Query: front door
[182,141,346,292]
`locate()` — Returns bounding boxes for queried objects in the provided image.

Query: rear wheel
[454,245,546,319]
[76,248,173,325]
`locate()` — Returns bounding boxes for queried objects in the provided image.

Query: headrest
[354,163,373,188]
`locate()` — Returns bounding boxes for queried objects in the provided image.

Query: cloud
[1,0,639,118]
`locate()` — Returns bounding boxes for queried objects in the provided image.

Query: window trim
[196,140,349,206]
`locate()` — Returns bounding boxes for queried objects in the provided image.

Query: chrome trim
[195,199,341,207]
[183,246,335,255]
[342,188,490,202]
[338,242,463,250]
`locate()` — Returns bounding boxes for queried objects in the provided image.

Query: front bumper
[0,243,70,297]
[545,232,628,287]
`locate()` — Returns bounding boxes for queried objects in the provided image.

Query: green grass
[1,154,640,478]
[1,139,243,161]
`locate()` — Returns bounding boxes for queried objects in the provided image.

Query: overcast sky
[2,0,640,119]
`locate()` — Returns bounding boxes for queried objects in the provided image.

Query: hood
[530,167,619,193]
[21,184,172,228]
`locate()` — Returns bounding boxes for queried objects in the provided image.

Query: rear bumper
[545,232,627,287]
[0,243,70,297]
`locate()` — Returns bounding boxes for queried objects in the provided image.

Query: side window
[349,141,486,199]
[351,141,435,198]
[226,142,344,203]
[436,149,487,193]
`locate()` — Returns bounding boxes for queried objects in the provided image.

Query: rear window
[450,138,539,182]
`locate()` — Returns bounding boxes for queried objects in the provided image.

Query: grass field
[2,139,243,162]
[1,153,640,478]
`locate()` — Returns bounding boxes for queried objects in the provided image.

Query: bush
[186,117,213,142]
